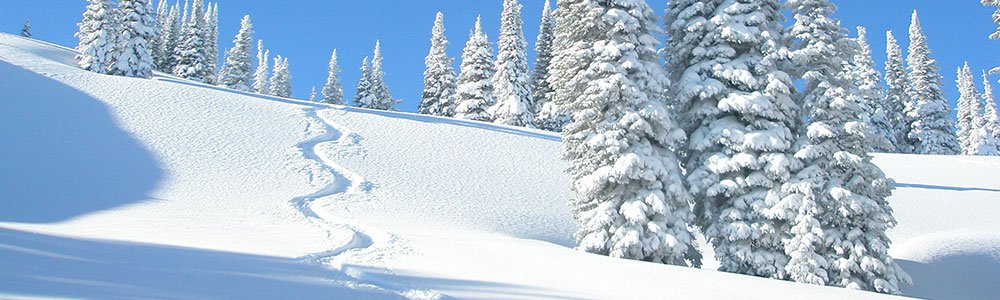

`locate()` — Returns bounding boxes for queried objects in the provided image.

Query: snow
[0,34,996,299]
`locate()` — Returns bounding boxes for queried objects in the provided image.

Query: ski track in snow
[292,107,443,300]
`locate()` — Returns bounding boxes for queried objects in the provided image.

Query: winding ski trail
[292,107,441,299]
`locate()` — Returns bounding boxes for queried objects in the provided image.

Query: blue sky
[2,1,999,112]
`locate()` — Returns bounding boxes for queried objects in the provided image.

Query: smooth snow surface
[1,34,996,299]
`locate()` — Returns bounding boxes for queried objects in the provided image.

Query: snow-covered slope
[0,34,995,299]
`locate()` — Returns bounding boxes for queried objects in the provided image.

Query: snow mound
[1,33,996,299]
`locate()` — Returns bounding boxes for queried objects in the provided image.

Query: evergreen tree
[665,0,717,121]
[309,86,317,102]
[217,15,254,91]
[268,56,292,97]
[172,0,211,82]
[454,16,496,122]
[490,0,535,127]
[20,19,32,38]
[418,12,458,116]
[533,0,567,132]
[981,72,1000,154]
[884,31,912,153]
[906,11,960,155]
[849,27,894,152]
[359,41,397,110]
[76,0,118,74]
[551,0,699,267]
[957,63,985,155]
[669,0,798,278]
[202,3,219,84]
[321,50,345,105]
[157,3,181,72]
[252,40,270,94]
[982,0,1000,74]
[110,0,157,78]
[180,0,189,24]
[354,56,374,107]
[779,0,909,293]
[151,0,168,66]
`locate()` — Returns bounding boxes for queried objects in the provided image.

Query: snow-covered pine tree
[533,0,567,132]
[217,15,254,91]
[957,63,985,155]
[980,72,1000,154]
[76,0,118,74]
[361,41,398,110]
[665,0,717,124]
[172,0,211,82]
[982,0,1000,74]
[454,16,496,122]
[151,0,168,65]
[202,3,219,84]
[268,56,292,98]
[321,50,345,105]
[779,0,909,293]
[252,40,269,94]
[309,86,317,102]
[884,31,912,153]
[551,0,699,267]
[668,0,798,278]
[20,19,31,38]
[489,0,535,127]
[180,0,189,24]
[156,2,181,72]
[418,12,458,116]
[849,27,894,152]
[906,11,961,155]
[353,56,374,108]
[110,0,157,78]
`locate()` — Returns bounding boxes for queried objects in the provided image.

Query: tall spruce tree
[172,0,211,82]
[982,0,1000,74]
[665,0,716,122]
[218,15,254,91]
[849,27,894,152]
[490,0,535,127]
[151,0,168,65]
[362,41,397,110]
[76,0,118,74]
[321,50,345,105]
[111,0,157,78]
[268,56,292,98]
[252,40,270,94]
[906,11,961,155]
[669,0,798,278]
[884,31,912,153]
[780,0,909,293]
[454,16,496,122]
[981,72,1000,154]
[957,63,985,155]
[533,0,567,132]
[418,12,458,116]
[551,0,699,267]
[20,19,32,38]
[157,3,181,72]
[203,3,219,84]
[354,56,374,108]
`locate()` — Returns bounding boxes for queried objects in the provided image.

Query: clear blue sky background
[2,1,999,113]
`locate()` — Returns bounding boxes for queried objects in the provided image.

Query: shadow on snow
[0,227,404,300]
[0,61,162,223]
